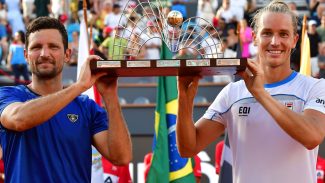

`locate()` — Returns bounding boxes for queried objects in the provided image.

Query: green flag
[146,43,196,183]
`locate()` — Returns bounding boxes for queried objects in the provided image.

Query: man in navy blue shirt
[0,17,132,182]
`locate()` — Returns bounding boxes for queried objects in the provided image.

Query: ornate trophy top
[90,0,247,77]
[111,0,223,59]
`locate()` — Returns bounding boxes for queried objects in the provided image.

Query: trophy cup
[90,0,247,76]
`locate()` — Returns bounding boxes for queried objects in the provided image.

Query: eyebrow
[261,28,290,33]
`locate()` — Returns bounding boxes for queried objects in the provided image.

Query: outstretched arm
[176,76,225,157]
[92,76,132,165]
[238,60,325,150]
[0,55,106,131]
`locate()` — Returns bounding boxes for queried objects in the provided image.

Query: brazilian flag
[146,43,196,183]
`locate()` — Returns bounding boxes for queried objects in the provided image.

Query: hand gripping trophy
[90,0,247,76]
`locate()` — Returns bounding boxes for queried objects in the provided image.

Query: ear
[24,49,30,65]
[252,31,257,46]
[64,48,72,63]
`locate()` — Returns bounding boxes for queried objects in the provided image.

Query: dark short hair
[25,16,68,51]
[113,3,120,9]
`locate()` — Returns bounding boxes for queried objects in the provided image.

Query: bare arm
[176,76,225,157]
[255,92,325,149]
[92,76,132,165]
[0,55,106,131]
[239,60,325,150]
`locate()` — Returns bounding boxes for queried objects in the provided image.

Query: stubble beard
[31,63,63,80]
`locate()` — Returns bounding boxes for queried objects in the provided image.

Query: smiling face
[25,29,71,79]
[252,12,299,68]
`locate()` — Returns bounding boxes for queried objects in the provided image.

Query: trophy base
[90,58,247,77]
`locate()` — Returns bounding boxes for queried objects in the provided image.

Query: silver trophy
[90,0,246,76]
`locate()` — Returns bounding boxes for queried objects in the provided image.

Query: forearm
[102,94,132,163]
[2,83,84,131]
[176,93,197,157]
[256,91,325,149]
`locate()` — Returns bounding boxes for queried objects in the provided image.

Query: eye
[49,45,60,50]
[279,32,289,38]
[29,45,41,51]
[261,31,272,37]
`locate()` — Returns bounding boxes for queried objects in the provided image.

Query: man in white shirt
[176,1,325,183]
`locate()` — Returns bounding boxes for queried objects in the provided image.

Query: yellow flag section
[147,43,195,183]
[300,15,311,76]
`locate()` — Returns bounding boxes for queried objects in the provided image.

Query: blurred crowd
[0,0,325,86]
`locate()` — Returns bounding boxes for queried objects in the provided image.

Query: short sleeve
[202,83,231,126]
[304,79,325,114]
[0,86,23,116]
[87,99,108,136]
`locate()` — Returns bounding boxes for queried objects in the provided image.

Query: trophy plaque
[90,0,247,76]
[90,58,247,76]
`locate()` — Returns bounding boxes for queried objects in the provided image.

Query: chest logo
[239,106,250,116]
[67,114,78,123]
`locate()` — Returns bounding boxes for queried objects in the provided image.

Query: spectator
[98,1,112,30]
[230,0,246,22]
[201,25,220,58]
[104,3,127,29]
[197,0,218,26]
[0,17,8,65]
[218,38,236,58]
[126,33,146,60]
[6,31,30,85]
[243,0,257,26]
[215,140,224,174]
[213,38,235,83]
[317,12,325,42]
[67,16,80,43]
[318,42,325,79]
[143,21,161,60]
[34,0,52,17]
[308,19,322,77]
[22,0,35,24]
[239,19,253,58]
[216,0,237,25]
[100,26,128,60]
[226,24,239,52]
[0,2,7,21]
[287,1,299,16]
[6,0,25,34]
[68,31,79,66]
[51,0,64,19]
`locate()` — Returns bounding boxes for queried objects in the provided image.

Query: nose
[270,35,280,46]
[40,47,50,57]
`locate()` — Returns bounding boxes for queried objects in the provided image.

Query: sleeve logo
[316,98,325,108]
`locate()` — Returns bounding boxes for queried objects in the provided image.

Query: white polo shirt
[203,72,325,183]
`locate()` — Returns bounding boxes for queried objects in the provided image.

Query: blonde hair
[251,0,298,34]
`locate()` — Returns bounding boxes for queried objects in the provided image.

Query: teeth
[268,50,282,54]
